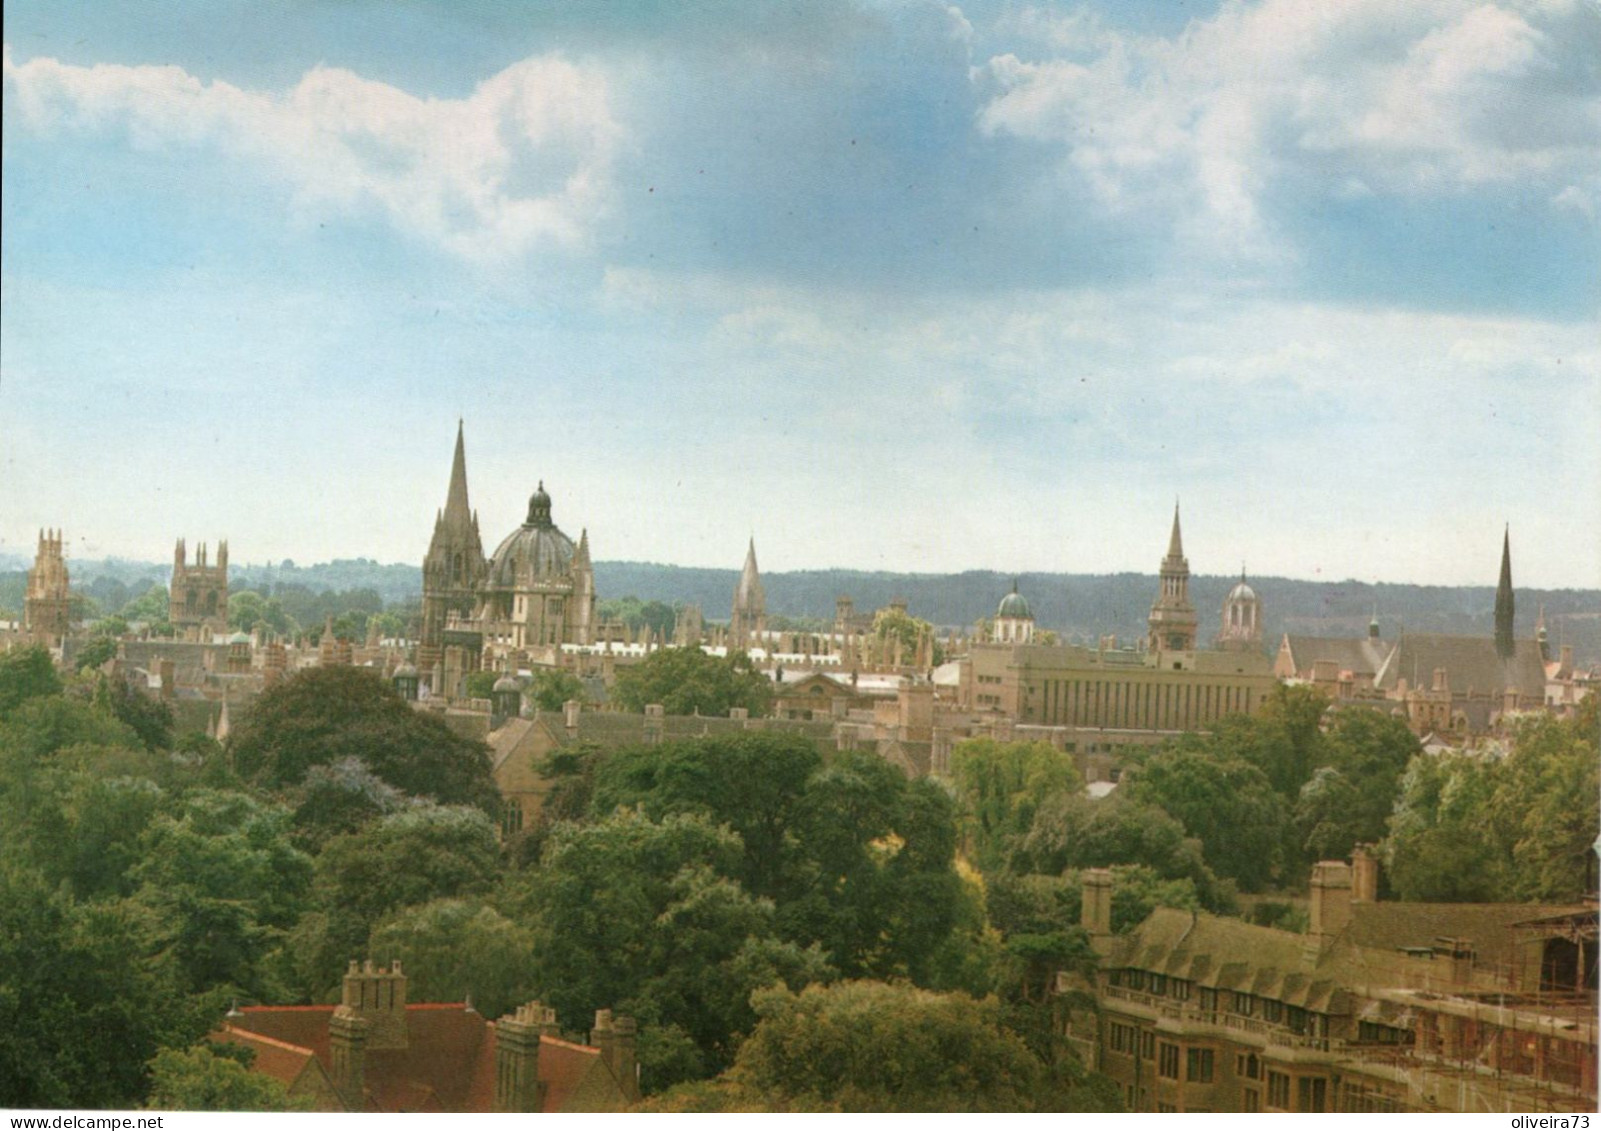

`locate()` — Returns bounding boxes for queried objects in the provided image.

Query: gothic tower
[23,528,72,647]
[1494,525,1515,661]
[420,422,486,678]
[171,537,229,638]
[1147,504,1198,653]
[730,538,767,652]
[1216,567,1262,653]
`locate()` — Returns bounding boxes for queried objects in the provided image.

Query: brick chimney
[1308,861,1353,943]
[341,959,408,1049]
[328,1006,368,1110]
[1351,844,1379,903]
[590,1009,639,1103]
[494,1001,558,1113]
[1081,868,1114,955]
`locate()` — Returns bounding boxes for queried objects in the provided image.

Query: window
[1235,1053,1260,1080]
[1267,1072,1290,1110]
[1242,1089,1261,1113]
[1149,974,1168,995]
[1297,1077,1327,1113]
[1232,992,1255,1016]
[1158,1043,1180,1079]
[1172,979,1191,1001]
[1199,988,1218,1013]
[1128,970,1146,992]
[1262,999,1283,1023]
[1186,1048,1214,1083]
[1141,1032,1155,1060]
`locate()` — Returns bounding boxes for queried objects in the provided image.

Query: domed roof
[493,672,521,693]
[394,662,418,678]
[997,583,1033,620]
[1227,570,1257,603]
[487,481,576,588]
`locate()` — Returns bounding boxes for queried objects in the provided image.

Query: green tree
[530,668,586,712]
[0,868,211,1108]
[1383,751,1507,902]
[1018,793,1222,906]
[871,607,944,666]
[74,636,118,672]
[132,790,314,997]
[1293,707,1419,866]
[0,644,62,719]
[611,647,772,717]
[288,804,502,999]
[518,807,831,1090]
[950,738,1083,872]
[229,666,500,816]
[368,899,539,1020]
[664,980,1119,1112]
[1494,698,1600,900]
[146,1044,304,1112]
[121,584,171,626]
[463,670,498,700]
[1125,740,1285,891]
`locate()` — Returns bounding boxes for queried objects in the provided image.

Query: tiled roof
[1281,634,1394,678]
[1375,634,1546,696]
[221,1003,624,1113]
[1342,901,1586,971]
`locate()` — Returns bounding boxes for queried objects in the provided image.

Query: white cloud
[2,45,621,262]
[976,0,1601,250]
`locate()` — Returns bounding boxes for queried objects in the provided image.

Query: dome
[394,662,418,678]
[1227,579,1257,602]
[487,482,576,587]
[493,673,520,693]
[997,585,1033,620]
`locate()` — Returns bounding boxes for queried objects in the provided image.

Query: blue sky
[3,0,1597,587]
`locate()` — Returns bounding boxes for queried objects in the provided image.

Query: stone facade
[170,537,229,637]
[23,528,72,648]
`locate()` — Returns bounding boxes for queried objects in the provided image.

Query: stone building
[22,528,72,648]
[1069,861,1597,1113]
[214,960,636,1112]
[1215,570,1262,653]
[993,582,1036,645]
[417,426,597,695]
[170,537,229,638]
[729,538,766,652]
[1147,505,1199,653]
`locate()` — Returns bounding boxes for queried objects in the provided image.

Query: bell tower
[1147,503,1198,653]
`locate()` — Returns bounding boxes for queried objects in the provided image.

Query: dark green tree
[0,644,62,719]
[146,1044,305,1111]
[950,738,1083,873]
[229,666,500,816]
[610,647,772,717]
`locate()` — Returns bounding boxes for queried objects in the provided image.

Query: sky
[2,0,1598,588]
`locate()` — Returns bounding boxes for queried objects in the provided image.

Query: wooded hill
[4,557,1596,663]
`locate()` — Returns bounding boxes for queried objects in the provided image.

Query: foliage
[0,867,213,1109]
[120,584,171,626]
[529,667,586,712]
[95,678,176,753]
[1383,698,1599,902]
[1125,739,1285,891]
[287,756,411,850]
[597,596,678,638]
[229,665,500,816]
[1293,708,1419,865]
[74,636,118,672]
[517,807,833,1090]
[950,739,1082,873]
[871,607,944,666]
[610,646,772,718]
[1018,793,1223,907]
[0,645,62,719]
[146,1044,305,1111]
[368,899,539,1020]
[132,790,313,997]
[683,980,1120,1112]
[463,670,498,700]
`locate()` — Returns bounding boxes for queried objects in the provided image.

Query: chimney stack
[1351,845,1378,902]
[1081,868,1114,955]
[341,959,408,1049]
[494,1001,556,1112]
[1308,861,1353,944]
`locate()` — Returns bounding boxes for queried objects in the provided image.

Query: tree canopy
[610,647,772,717]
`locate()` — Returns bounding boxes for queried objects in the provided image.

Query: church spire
[442,419,472,527]
[1494,524,1515,661]
[1166,502,1185,563]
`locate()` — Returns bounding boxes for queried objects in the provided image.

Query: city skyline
[3,0,1598,587]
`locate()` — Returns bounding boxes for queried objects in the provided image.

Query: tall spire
[443,419,472,526]
[1166,502,1185,562]
[1494,524,1515,660]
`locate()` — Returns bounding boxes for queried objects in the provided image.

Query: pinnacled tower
[1147,503,1198,653]
[171,537,229,637]
[23,528,72,647]
[729,538,766,652]
[1494,525,1516,661]
[420,422,487,678]
[1216,567,1262,653]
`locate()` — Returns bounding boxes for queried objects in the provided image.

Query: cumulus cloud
[2,45,620,262]
[977,0,1601,253]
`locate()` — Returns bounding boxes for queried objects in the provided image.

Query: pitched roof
[221,1004,622,1113]
[1375,634,1546,696]
[1280,634,1394,678]
[1342,901,1586,971]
